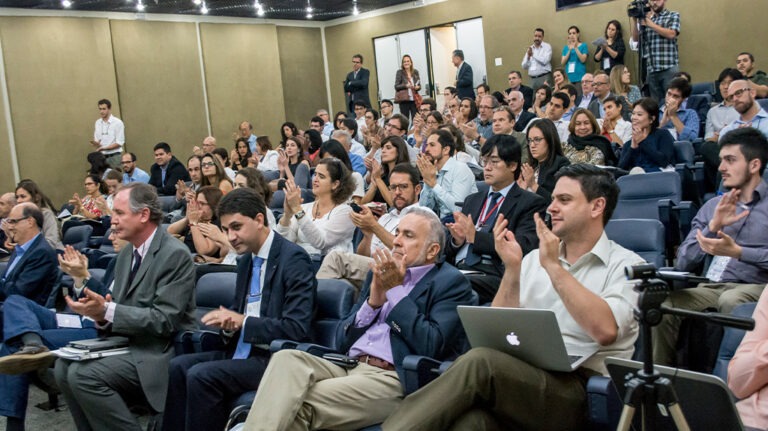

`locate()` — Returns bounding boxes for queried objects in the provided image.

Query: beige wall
[325,0,768,113]
[277,26,327,129]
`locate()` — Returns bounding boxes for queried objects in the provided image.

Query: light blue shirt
[5,233,41,276]
[123,167,150,184]
[419,157,478,219]
[248,134,258,154]
[719,109,768,142]
[660,106,700,142]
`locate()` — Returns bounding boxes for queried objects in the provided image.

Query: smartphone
[277,179,286,191]
[544,213,553,230]
[322,353,359,369]
[349,202,364,213]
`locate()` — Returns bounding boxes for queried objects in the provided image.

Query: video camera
[627,0,650,19]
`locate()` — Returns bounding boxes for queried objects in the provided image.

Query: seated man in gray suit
[54,183,197,431]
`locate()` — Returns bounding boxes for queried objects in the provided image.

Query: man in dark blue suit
[241,207,476,430]
[344,54,371,114]
[0,236,120,431]
[453,49,475,100]
[446,135,547,303]
[163,188,316,431]
[0,203,58,307]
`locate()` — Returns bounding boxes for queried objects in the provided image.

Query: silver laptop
[457,306,597,372]
[606,357,743,430]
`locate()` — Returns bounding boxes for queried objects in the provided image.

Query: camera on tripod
[627,0,650,18]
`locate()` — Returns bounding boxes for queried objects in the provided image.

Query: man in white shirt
[317,163,423,290]
[417,129,478,220]
[382,164,642,430]
[577,73,595,108]
[91,98,125,169]
[521,28,553,90]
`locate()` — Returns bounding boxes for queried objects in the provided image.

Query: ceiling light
[61,0,72,7]
[254,0,264,16]
[193,0,201,4]
[136,1,145,11]
[200,2,208,13]
[352,4,359,15]
[306,0,312,13]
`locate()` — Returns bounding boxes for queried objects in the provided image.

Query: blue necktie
[465,192,502,267]
[233,256,264,360]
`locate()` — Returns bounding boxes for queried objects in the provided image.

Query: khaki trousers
[315,250,373,295]
[652,283,765,365]
[382,347,596,431]
[243,349,402,431]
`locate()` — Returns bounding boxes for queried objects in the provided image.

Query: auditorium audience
[13,180,63,251]
[552,68,570,93]
[517,118,570,201]
[362,135,410,207]
[600,95,633,148]
[279,121,299,148]
[618,98,675,173]
[659,77,700,141]
[167,185,224,259]
[317,139,365,203]
[68,174,109,221]
[563,108,615,166]
[274,136,311,190]
[719,79,768,139]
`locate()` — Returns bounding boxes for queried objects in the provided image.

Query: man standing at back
[90,98,125,169]
[148,142,191,196]
[630,0,681,102]
[54,183,196,431]
[521,28,552,90]
[453,50,474,100]
[344,54,371,114]
[163,188,316,431]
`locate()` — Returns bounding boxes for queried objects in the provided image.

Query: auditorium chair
[605,219,665,268]
[62,225,93,252]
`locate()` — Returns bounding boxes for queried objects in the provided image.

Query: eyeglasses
[388,184,412,192]
[479,105,493,110]
[527,136,546,145]
[594,81,609,86]
[201,162,216,167]
[726,88,751,102]
[480,157,505,167]
[3,216,29,225]
[386,123,402,131]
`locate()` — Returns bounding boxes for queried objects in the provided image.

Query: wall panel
[277,26,327,128]
[0,17,118,204]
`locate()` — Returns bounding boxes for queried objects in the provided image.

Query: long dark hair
[280,122,299,147]
[87,152,111,178]
[379,135,411,179]
[319,140,354,172]
[460,97,478,121]
[16,179,56,211]
[234,137,253,167]
[633,98,660,132]
[526,119,565,169]
[316,158,356,205]
[605,19,624,43]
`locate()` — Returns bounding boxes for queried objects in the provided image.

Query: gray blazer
[110,228,196,411]
[394,69,421,100]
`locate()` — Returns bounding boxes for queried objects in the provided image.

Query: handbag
[394,89,409,103]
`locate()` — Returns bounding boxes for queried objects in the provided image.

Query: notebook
[457,306,597,372]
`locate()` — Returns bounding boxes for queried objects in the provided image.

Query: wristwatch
[295,210,306,220]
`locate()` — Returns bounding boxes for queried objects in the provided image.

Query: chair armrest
[296,343,338,357]
[174,331,194,355]
[586,376,622,431]
[190,330,226,353]
[402,355,444,395]
[269,339,300,353]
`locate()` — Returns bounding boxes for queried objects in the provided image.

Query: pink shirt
[729,288,768,430]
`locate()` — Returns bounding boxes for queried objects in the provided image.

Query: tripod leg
[667,403,691,431]
[617,405,636,431]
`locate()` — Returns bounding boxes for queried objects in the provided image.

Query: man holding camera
[630,0,681,103]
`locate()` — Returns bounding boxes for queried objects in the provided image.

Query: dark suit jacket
[232,232,316,353]
[535,155,571,202]
[149,156,191,196]
[336,262,475,392]
[344,67,371,111]
[446,185,548,276]
[514,110,537,132]
[80,256,116,298]
[109,228,196,411]
[506,85,534,111]
[456,62,475,100]
[0,234,58,305]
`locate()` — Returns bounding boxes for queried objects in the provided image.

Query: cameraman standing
[630,0,681,103]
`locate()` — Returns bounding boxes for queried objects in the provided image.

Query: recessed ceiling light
[136,1,145,11]
[200,2,209,13]
[61,0,72,7]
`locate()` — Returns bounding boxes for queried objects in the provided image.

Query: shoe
[0,344,56,375]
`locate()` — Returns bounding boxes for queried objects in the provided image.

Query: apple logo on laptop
[506,332,520,346]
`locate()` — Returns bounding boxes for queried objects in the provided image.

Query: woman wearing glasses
[200,153,234,195]
[362,135,411,207]
[276,158,356,272]
[517,119,570,201]
[12,179,63,250]
[63,174,110,236]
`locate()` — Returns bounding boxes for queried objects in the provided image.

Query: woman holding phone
[394,54,421,122]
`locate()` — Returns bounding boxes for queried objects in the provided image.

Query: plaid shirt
[642,9,680,72]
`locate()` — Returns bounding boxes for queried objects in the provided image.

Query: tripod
[617,271,755,431]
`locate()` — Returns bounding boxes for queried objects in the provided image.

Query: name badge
[567,62,576,74]
[705,256,731,282]
[246,299,261,318]
[603,57,610,70]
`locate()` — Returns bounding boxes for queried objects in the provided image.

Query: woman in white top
[599,95,632,148]
[276,158,356,264]
[317,140,365,204]
[255,136,279,172]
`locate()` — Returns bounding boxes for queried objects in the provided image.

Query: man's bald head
[0,193,16,218]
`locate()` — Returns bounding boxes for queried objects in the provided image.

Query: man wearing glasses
[344,54,371,115]
[462,95,498,149]
[121,152,150,184]
[445,135,547,303]
[588,71,631,120]
[719,80,768,141]
[0,203,58,307]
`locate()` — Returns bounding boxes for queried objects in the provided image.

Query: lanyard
[477,195,505,227]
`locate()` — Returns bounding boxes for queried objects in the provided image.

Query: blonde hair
[609,66,629,96]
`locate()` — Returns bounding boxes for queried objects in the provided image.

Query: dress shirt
[454,183,513,263]
[419,157,478,219]
[370,204,417,254]
[274,202,354,256]
[676,180,768,284]
[93,115,125,155]
[349,153,367,177]
[248,134,258,154]
[660,107,699,141]
[578,93,594,109]
[4,233,41,276]
[322,122,334,138]
[518,232,642,375]
[522,118,570,147]
[104,228,157,322]
[632,9,680,72]
[349,264,435,364]
[562,107,576,122]
[705,103,739,140]
[521,42,553,77]
[123,167,150,184]
[474,117,494,141]
[350,139,367,158]
[719,109,768,142]
[241,229,274,329]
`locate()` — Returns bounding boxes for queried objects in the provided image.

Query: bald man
[0,193,17,256]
